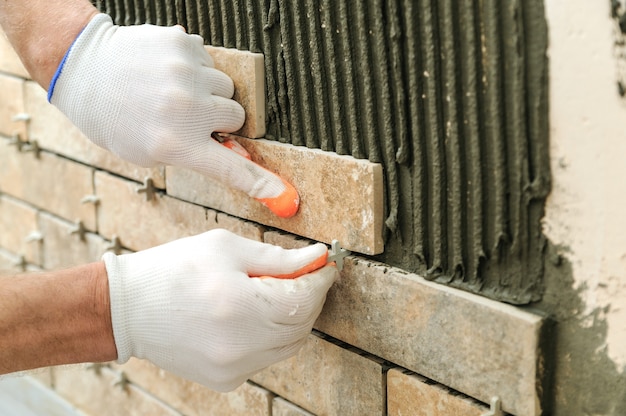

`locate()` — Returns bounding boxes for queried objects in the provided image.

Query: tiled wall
[0,32,545,416]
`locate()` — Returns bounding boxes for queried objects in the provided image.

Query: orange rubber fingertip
[221,138,252,160]
[257,178,300,218]
[249,252,329,280]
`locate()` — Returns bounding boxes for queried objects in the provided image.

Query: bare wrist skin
[0,262,117,375]
[0,0,99,88]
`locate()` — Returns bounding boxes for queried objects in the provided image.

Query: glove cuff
[47,13,111,102]
[103,249,175,366]
[102,251,132,364]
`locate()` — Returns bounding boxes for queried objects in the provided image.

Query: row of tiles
[0,176,543,415]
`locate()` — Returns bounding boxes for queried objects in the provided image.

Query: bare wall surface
[538,0,626,414]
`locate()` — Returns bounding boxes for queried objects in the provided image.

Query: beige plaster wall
[544,0,626,370]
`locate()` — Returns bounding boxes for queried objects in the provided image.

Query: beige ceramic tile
[166,136,384,255]
[266,231,546,416]
[0,248,16,270]
[23,81,166,188]
[0,142,96,230]
[252,334,385,416]
[215,212,266,241]
[112,359,272,416]
[0,247,24,272]
[206,46,265,138]
[53,365,181,416]
[272,398,315,416]
[0,195,40,264]
[26,368,54,389]
[95,171,212,251]
[96,171,264,252]
[0,74,27,139]
[0,30,29,78]
[387,368,487,416]
[38,212,109,270]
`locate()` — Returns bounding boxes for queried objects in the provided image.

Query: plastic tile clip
[481,397,504,416]
[328,240,351,271]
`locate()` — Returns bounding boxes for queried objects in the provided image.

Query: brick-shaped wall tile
[96,171,211,251]
[387,368,488,416]
[39,212,109,270]
[97,170,266,251]
[24,81,166,188]
[266,231,545,416]
[27,368,54,389]
[206,46,265,138]
[252,334,385,416]
[272,398,315,416]
[215,212,265,241]
[0,195,40,264]
[0,30,29,78]
[0,247,21,271]
[112,358,272,416]
[0,74,27,139]
[54,365,181,416]
[167,136,384,255]
[0,143,96,230]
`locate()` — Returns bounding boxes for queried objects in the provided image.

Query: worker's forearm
[0,262,116,374]
[0,0,99,88]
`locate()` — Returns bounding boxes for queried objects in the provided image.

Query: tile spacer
[136,177,156,201]
[481,397,504,416]
[24,230,43,243]
[22,140,41,159]
[328,239,351,271]
[81,195,100,205]
[69,220,87,241]
[13,255,27,272]
[11,113,31,122]
[112,371,130,391]
[7,133,25,151]
[86,362,105,376]
[105,236,123,255]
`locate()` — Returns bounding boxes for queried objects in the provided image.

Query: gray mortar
[534,242,626,415]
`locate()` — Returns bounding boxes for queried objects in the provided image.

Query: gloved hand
[49,14,298,218]
[103,229,338,391]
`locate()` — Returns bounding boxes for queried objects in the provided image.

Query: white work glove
[49,14,299,218]
[103,229,338,391]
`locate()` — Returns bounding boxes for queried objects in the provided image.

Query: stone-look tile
[112,358,272,416]
[0,142,96,230]
[96,171,212,251]
[23,81,166,188]
[0,375,85,416]
[252,334,385,416]
[266,231,546,416]
[0,247,23,272]
[0,195,40,264]
[272,398,315,416]
[0,74,27,139]
[54,365,181,416]
[39,212,109,270]
[0,30,30,79]
[387,368,487,416]
[206,46,265,138]
[166,136,384,255]
[27,368,54,389]
[216,212,266,241]
[96,171,266,251]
